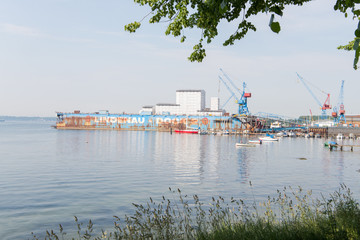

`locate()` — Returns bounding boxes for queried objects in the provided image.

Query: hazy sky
[0,0,359,117]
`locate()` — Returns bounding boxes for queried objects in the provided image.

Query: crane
[296,73,331,119]
[332,80,346,124]
[218,76,237,110]
[219,69,251,116]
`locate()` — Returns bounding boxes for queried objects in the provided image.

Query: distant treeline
[0,116,56,121]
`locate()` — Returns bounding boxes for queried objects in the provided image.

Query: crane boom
[296,73,330,118]
[218,76,240,102]
[220,68,243,96]
[219,76,237,109]
[296,73,323,108]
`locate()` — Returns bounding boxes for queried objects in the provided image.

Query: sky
[0,0,359,118]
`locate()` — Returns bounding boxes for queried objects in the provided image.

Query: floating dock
[55,112,244,132]
[328,144,360,151]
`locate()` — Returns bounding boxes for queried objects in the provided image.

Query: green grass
[31,184,360,240]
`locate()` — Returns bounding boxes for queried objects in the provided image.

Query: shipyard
[55,70,360,140]
[3,0,360,239]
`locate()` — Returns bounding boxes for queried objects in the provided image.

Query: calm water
[1,120,360,239]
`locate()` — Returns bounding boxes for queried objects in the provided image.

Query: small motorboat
[324,141,337,148]
[259,136,279,142]
[336,133,344,140]
[248,140,262,144]
[288,132,296,137]
[259,133,278,142]
[174,129,199,134]
[236,143,256,147]
[276,131,287,137]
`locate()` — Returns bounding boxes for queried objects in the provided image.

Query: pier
[328,144,360,151]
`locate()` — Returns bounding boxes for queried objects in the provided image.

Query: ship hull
[55,113,242,132]
[174,129,199,134]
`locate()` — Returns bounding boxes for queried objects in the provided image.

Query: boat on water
[336,133,344,140]
[259,137,279,142]
[235,143,256,147]
[259,134,279,141]
[259,133,279,142]
[174,129,199,134]
[288,132,296,137]
[248,140,262,144]
[222,130,230,135]
[324,141,337,147]
[276,131,287,137]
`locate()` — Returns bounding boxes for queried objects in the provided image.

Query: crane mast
[332,80,346,124]
[219,69,251,116]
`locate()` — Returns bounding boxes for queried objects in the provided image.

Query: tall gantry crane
[296,73,331,119]
[332,80,346,124]
[219,69,251,116]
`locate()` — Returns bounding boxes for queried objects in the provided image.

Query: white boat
[236,143,256,147]
[259,136,279,142]
[288,132,296,137]
[222,130,230,135]
[270,121,282,129]
[276,131,287,137]
[248,140,262,144]
[336,133,344,140]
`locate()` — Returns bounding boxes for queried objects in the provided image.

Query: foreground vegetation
[32,184,360,240]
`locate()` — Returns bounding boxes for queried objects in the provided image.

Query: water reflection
[2,122,360,239]
[236,146,251,183]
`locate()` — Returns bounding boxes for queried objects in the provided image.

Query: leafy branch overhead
[126,0,360,69]
[336,0,360,70]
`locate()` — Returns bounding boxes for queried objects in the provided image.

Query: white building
[210,97,220,111]
[139,106,154,115]
[176,90,205,115]
[154,104,181,115]
[145,89,225,116]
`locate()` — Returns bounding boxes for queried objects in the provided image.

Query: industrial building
[139,90,225,116]
[344,115,360,127]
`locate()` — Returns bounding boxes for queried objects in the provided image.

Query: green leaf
[355,29,360,38]
[124,22,141,33]
[220,0,227,12]
[219,2,228,15]
[180,36,186,43]
[270,22,281,33]
[188,42,206,62]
